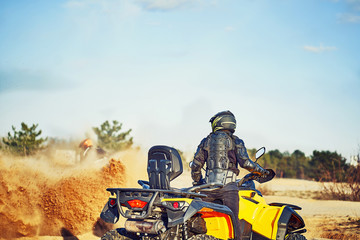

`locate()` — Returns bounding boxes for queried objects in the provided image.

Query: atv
[100,145,306,240]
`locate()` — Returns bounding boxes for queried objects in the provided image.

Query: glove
[254,163,269,176]
[192,178,206,186]
[260,169,270,178]
[243,159,268,176]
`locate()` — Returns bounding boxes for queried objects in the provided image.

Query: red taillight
[173,202,179,209]
[109,199,116,207]
[127,199,147,209]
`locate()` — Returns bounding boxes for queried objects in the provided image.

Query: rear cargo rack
[107,188,207,219]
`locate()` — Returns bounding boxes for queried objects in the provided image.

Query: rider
[79,138,106,162]
[190,110,269,239]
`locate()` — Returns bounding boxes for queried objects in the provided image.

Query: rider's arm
[191,138,207,183]
[234,136,268,175]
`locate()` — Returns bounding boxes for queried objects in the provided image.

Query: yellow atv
[100,145,306,240]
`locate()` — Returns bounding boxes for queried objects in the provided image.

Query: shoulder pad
[233,136,245,146]
[197,137,207,148]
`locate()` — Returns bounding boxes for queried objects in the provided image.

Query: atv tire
[285,233,307,240]
[187,234,219,240]
[101,228,137,240]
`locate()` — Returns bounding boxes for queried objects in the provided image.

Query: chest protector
[204,131,236,184]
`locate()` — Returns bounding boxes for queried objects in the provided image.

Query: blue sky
[0,0,359,159]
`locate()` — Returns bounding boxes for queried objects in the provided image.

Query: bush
[2,122,47,156]
[321,166,360,201]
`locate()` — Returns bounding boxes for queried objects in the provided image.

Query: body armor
[191,131,269,186]
[203,131,237,184]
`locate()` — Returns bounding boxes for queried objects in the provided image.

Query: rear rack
[107,188,207,219]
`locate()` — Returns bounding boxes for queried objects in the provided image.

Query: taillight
[172,201,179,209]
[109,198,116,207]
[162,201,187,210]
[127,199,147,209]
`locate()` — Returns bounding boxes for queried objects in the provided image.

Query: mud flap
[239,219,252,240]
[100,201,120,224]
[276,206,293,240]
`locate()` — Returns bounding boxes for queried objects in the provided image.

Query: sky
[0,0,359,160]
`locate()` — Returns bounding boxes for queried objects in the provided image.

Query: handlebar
[236,172,260,187]
[238,169,276,185]
[138,180,150,189]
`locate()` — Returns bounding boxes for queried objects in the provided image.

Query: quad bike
[100,145,306,240]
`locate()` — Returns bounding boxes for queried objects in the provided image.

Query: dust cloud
[0,148,147,239]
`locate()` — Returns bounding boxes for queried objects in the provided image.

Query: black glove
[260,169,270,178]
[255,164,270,176]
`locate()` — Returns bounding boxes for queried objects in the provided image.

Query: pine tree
[93,120,133,152]
[2,122,47,156]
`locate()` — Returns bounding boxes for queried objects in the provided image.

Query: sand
[1,154,359,240]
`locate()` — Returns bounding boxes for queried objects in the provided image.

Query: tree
[258,149,310,179]
[2,122,47,156]
[290,150,308,179]
[93,120,133,152]
[308,150,347,181]
[266,149,283,177]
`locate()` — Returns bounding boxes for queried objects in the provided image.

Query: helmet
[79,139,93,149]
[209,110,236,133]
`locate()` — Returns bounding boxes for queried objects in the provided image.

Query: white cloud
[334,0,360,23]
[64,0,210,14]
[63,0,142,28]
[303,44,337,53]
[137,0,188,10]
[328,0,360,23]
[337,13,360,23]
[135,0,204,11]
[225,26,235,32]
[346,0,360,11]
[64,1,87,8]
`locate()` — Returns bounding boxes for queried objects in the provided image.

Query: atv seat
[147,145,183,190]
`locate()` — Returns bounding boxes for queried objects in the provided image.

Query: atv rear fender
[276,205,305,240]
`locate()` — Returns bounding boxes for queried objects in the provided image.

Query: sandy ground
[12,171,360,240]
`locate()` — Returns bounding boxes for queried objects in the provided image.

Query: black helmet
[209,110,236,133]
